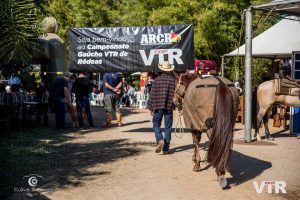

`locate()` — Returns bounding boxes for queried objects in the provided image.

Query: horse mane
[206,78,235,176]
[181,73,198,87]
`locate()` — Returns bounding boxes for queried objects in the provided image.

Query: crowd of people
[0,70,157,131]
[47,63,176,153]
[50,71,155,130]
[2,59,298,154]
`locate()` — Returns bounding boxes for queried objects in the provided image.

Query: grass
[0,125,149,199]
[0,127,79,199]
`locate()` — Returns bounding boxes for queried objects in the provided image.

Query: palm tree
[0,0,42,69]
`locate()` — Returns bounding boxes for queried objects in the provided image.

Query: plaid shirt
[149,73,175,111]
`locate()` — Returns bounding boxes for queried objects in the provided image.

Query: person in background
[69,73,76,104]
[234,77,244,95]
[51,74,71,129]
[103,72,123,127]
[8,75,21,92]
[140,72,147,98]
[280,59,292,78]
[120,78,128,106]
[127,84,135,97]
[144,75,154,107]
[127,84,136,106]
[5,85,11,93]
[72,72,94,128]
[122,77,128,94]
[0,82,6,93]
[36,82,49,126]
[148,62,175,155]
[93,85,101,94]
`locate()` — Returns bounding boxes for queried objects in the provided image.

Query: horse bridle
[175,74,187,101]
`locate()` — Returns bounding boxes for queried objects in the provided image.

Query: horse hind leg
[263,110,274,141]
[192,132,197,162]
[191,130,201,172]
[255,108,268,141]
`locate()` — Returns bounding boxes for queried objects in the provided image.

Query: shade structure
[226,19,300,58]
[130,72,141,76]
[253,0,300,17]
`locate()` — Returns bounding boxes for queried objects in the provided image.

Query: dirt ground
[39,107,300,200]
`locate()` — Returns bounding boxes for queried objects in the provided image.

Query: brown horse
[254,80,300,141]
[173,71,239,187]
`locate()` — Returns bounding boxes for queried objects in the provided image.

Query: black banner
[69,24,194,72]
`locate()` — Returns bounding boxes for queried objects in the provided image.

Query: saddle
[275,77,300,96]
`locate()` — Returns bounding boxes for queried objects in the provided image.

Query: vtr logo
[139,49,183,65]
[253,181,287,193]
[139,30,184,65]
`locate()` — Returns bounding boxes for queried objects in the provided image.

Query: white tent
[226,19,300,58]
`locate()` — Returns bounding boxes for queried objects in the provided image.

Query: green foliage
[0,0,42,67]
[195,1,246,60]
[1,0,279,84]
[252,58,272,87]
[225,57,271,88]
[41,0,251,60]
[41,0,116,44]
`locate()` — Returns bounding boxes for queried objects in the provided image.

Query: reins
[174,74,186,100]
[174,74,188,138]
[174,110,185,138]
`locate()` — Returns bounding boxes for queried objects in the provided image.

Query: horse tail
[206,79,235,176]
[252,87,259,130]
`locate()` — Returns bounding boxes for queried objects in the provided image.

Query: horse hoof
[257,136,262,141]
[267,137,275,141]
[218,176,227,188]
[193,165,201,172]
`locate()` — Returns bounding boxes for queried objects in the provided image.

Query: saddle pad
[182,77,239,132]
[275,78,300,96]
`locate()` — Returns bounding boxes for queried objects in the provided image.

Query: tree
[0,0,42,69]
[39,0,278,85]
[40,0,117,43]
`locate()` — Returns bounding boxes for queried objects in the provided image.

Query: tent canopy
[253,0,300,17]
[226,19,300,58]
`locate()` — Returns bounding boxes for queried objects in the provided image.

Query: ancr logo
[253,181,287,193]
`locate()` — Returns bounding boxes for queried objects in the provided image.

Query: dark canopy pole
[244,7,253,143]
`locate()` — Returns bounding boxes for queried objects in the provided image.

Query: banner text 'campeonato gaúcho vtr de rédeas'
[69,24,194,72]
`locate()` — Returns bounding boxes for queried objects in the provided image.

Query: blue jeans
[53,98,66,128]
[76,96,94,127]
[153,109,173,151]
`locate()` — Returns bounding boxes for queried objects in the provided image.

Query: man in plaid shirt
[149,62,175,154]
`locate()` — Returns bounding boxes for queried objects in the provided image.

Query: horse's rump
[182,77,239,132]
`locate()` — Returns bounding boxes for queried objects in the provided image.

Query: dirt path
[43,108,300,200]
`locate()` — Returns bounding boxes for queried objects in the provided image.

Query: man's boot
[116,112,122,127]
[104,112,112,127]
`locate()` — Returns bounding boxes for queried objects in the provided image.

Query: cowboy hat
[158,61,175,72]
